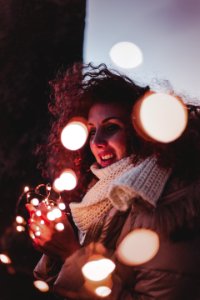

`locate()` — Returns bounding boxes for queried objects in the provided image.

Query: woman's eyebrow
[88,117,122,126]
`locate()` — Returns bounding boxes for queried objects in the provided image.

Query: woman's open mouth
[99,153,116,167]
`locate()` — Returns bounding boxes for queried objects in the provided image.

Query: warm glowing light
[33,280,49,292]
[47,211,56,221]
[61,120,88,150]
[52,208,62,218]
[95,286,112,297]
[24,186,29,192]
[35,231,41,237]
[117,228,159,266]
[30,197,40,206]
[16,215,25,224]
[58,202,66,210]
[55,222,65,231]
[0,254,12,264]
[40,220,45,225]
[16,225,26,232]
[36,210,42,217]
[46,184,51,191]
[82,258,115,281]
[109,41,143,69]
[133,92,188,143]
[29,231,35,239]
[53,169,77,192]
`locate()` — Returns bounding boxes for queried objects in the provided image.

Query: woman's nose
[92,129,107,147]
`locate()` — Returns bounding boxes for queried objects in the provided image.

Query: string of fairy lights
[0,92,189,297]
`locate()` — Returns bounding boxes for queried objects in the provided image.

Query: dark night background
[0,0,86,299]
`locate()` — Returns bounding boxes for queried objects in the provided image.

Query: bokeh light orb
[16,215,25,224]
[61,120,88,150]
[133,92,188,143]
[16,225,26,232]
[55,222,65,231]
[117,228,159,266]
[0,254,12,264]
[82,258,115,281]
[109,41,143,69]
[95,286,112,297]
[58,202,66,210]
[53,169,77,192]
[30,197,40,206]
[33,280,49,292]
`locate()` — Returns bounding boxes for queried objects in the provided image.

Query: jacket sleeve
[52,244,139,300]
[33,254,63,286]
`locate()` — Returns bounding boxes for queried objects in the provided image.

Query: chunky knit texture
[69,156,134,232]
[70,156,171,233]
[109,156,172,211]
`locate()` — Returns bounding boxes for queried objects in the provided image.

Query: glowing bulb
[58,202,66,210]
[0,254,12,264]
[133,92,188,143]
[51,208,62,218]
[55,222,65,231]
[16,215,25,224]
[24,186,29,192]
[33,280,49,292]
[30,198,39,206]
[95,286,112,297]
[82,258,115,281]
[117,228,159,266]
[36,210,42,217]
[53,169,77,192]
[35,230,41,237]
[109,41,143,69]
[47,211,56,221]
[46,184,51,191]
[16,225,26,232]
[61,120,88,150]
[29,231,35,239]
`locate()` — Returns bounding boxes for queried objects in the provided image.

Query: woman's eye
[89,129,96,137]
[105,124,120,133]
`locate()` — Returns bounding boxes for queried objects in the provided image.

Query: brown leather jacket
[34,178,200,299]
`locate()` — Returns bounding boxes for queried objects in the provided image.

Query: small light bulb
[47,211,56,221]
[35,230,41,237]
[16,225,26,232]
[16,215,25,224]
[24,186,29,192]
[30,198,40,206]
[55,222,65,231]
[52,208,62,219]
[58,202,66,210]
[36,210,42,217]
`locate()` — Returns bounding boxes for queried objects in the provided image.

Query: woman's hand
[26,202,80,262]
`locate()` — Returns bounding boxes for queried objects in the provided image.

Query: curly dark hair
[36,62,150,202]
[36,62,200,204]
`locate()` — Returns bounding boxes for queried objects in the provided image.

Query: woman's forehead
[88,102,128,123]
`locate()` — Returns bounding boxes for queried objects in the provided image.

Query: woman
[28,63,200,299]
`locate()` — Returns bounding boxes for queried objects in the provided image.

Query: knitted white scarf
[70,156,171,233]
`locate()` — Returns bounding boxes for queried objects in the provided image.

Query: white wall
[84,0,200,103]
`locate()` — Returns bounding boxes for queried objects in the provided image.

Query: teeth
[101,154,113,160]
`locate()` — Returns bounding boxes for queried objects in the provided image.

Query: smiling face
[88,103,130,168]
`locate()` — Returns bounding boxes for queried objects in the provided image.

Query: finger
[25,203,37,216]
